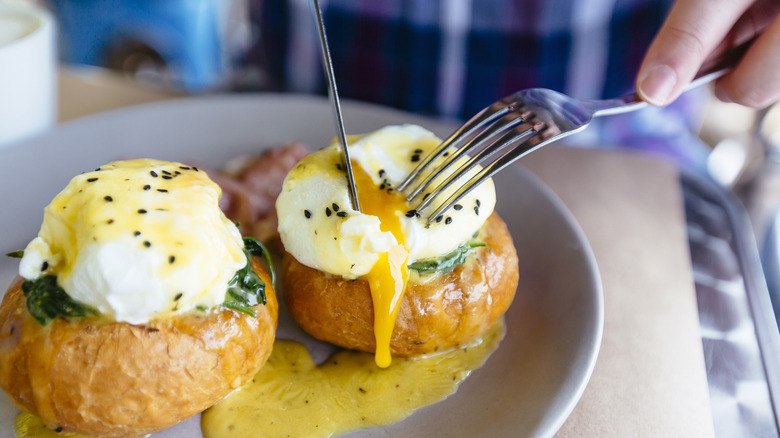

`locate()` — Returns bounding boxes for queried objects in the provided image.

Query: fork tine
[396,96,520,193]
[422,124,561,223]
[405,110,531,202]
[414,119,538,215]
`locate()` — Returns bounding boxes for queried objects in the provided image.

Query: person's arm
[636,0,780,108]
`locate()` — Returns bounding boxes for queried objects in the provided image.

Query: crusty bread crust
[0,258,278,438]
[283,212,519,357]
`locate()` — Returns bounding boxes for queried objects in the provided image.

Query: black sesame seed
[332,203,340,212]
[87,177,98,182]
[304,210,312,219]
[453,204,463,211]
[411,154,420,162]
[162,170,172,175]
[162,175,173,180]
[138,209,147,214]
[107,219,114,224]
[336,211,348,218]
[174,292,183,301]
[169,255,176,264]
[435,215,443,223]
[174,170,181,175]
[193,166,199,172]
[179,166,191,170]
[157,189,168,193]
[95,167,102,171]
[336,163,343,171]
[445,217,453,225]
[41,261,48,271]
[379,182,387,190]
[405,210,417,218]
[378,169,385,177]
[143,185,151,191]
[326,207,332,217]
[150,170,158,177]
[414,148,423,154]
[476,199,481,207]
[134,231,141,236]
[474,206,480,215]
[143,241,151,248]
[104,195,113,202]
[54,427,63,433]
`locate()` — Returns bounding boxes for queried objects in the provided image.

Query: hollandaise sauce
[13,412,93,438]
[202,320,505,438]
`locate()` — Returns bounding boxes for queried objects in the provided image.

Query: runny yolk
[353,164,410,368]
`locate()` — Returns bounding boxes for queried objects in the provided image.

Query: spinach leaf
[242,237,276,286]
[21,276,97,326]
[408,242,486,274]
[223,251,267,317]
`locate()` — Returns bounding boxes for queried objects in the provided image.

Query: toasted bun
[283,212,518,357]
[0,258,277,438]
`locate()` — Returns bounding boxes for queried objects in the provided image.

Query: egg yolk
[353,164,410,368]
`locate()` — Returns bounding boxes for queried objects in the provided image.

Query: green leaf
[21,276,97,325]
[5,250,23,258]
[408,242,486,274]
[222,249,267,317]
[243,236,276,286]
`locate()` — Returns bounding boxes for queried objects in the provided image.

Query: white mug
[0,1,56,146]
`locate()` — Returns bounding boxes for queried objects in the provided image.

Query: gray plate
[0,94,603,438]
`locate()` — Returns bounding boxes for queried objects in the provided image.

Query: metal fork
[398,40,754,222]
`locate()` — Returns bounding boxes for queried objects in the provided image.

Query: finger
[715,14,780,108]
[636,0,754,106]
[708,0,779,62]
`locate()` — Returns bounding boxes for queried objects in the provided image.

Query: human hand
[636,0,780,108]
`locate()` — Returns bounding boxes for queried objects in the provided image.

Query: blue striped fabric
[250,0,711,171]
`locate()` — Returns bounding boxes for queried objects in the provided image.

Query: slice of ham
[194,142,310,242]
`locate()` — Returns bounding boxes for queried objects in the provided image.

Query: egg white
[19,159,247,324]
[276,124,496,279]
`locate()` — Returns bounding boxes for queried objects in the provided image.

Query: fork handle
[593,36,756,117]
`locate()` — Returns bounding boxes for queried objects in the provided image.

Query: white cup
[0,1,56,146]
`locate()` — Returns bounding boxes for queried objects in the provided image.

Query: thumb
[637,0,753,106]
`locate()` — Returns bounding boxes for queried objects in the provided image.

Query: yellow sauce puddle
[202,320,505,438]
[13,412,93,437]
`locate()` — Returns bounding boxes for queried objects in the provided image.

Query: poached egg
[276,125,496,366]
[19,159,246,324]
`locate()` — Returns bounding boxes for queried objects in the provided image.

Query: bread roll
[283,212,518,357]
[0,258,277,438]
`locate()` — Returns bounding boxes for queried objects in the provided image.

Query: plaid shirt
[250,0,711,171]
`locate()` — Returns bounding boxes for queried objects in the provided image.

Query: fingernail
[638,65,677,106]
[714,85,733,103]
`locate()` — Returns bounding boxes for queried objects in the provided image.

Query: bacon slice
[196,142,310,243]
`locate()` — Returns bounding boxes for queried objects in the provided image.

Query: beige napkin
[522,145,714,437]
